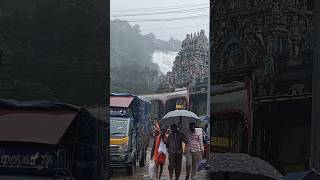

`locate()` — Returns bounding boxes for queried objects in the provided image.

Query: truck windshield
[110,118,128,137]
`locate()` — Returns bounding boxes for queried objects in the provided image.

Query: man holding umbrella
[167,123,187,180]
[160,110,202,180]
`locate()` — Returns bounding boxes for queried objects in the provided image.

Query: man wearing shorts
[185,122,204,180]
[167,124,187,180]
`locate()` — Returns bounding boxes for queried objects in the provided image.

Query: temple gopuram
[210,0,313,174]
[158,30,209,115]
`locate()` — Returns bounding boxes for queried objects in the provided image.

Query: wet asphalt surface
[110,149,209,180]
[110,149,188,180]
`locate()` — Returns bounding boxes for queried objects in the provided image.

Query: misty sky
[111,0,209,41]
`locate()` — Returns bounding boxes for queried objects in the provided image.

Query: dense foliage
[0,0,108,105]
[110,20,181,95]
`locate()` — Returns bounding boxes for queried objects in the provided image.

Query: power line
[111,7,209,17]
[111,3,208,12]
[142,23,209,31]
[115,17,208,22]
[112,14,208,22]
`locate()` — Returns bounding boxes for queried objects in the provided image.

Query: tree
[0,0,108,105]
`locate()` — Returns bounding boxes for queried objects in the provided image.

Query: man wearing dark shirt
[167,123,187,180]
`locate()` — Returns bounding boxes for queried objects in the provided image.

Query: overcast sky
[111,0,209,41]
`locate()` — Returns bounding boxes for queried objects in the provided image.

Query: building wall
[211,0,313,97]
[210,0,314,173]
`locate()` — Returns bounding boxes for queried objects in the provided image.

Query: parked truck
[0,99,108,180]
[109,93,151,175]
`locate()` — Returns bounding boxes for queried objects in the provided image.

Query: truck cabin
[110,94,151,139]
[0,100,107,180]
[110,94,135,139]
[109,94,151,174]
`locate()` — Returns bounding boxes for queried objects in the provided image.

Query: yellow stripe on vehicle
[110,136,129,145]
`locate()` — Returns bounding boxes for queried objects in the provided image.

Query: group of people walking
[151,122,204,180]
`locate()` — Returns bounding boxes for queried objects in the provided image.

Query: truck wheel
[139,148,146,167]
[127,158,136,175]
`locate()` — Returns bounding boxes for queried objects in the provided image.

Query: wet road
[110,148,188,180]
[110,150,209,180]
[110,152,148,180]
[110,136,209,180]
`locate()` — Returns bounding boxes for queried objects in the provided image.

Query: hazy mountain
[110,20,181,94]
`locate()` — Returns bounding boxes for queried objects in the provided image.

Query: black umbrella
[160,110,201,129]
[210,153,283,180]
[284,170,320,180]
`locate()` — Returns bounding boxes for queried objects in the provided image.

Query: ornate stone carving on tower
[211,0,313,97]
[157,30,209,92]
[210,0,314,173]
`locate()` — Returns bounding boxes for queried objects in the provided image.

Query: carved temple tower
[211,0,314,174]
[158,30,209,92]
[157,30,209,115]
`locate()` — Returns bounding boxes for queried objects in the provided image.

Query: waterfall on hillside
[152,51,178,74]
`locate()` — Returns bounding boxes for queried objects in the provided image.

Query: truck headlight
[119,142,128,151]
